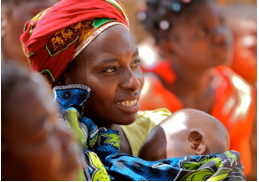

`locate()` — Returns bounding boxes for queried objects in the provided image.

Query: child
[1,62,81,181]
[139,109,230,161]
[138,0,255,175]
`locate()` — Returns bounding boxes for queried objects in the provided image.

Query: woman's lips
[116,99,137,107]
[115,99,139,113]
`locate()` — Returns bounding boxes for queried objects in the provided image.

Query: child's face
[166,0,232,69]
[231,20,257,84]
[64,25,144,127]
[3,76,81,181]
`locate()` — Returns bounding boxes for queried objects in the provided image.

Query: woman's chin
[116,113,138,126]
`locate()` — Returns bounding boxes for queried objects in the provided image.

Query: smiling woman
[20,0,245,181]
[21,0,171,160]
[64,26,144,127]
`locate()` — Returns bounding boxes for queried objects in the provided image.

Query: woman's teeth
[117,100,137,107]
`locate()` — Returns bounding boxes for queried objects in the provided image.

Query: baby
[139,109,230,161]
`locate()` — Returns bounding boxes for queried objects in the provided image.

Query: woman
[21,0,245,180]
[1,62,81,181]
[21,0,169,159]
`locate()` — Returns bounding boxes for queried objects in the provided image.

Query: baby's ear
[188,130,207,155]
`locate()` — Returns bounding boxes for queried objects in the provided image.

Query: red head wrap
[21,0,129,87]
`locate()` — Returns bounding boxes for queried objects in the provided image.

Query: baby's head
[139,109,230,161]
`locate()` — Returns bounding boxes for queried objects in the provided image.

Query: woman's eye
[104,67,117,73]
[196,27,210,38]
[131,59,141,68]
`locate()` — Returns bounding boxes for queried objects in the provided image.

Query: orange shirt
[139,61,255,175]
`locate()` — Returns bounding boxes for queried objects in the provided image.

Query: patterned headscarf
[21,0,129,87]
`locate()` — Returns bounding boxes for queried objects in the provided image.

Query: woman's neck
[167,62,219,113]
[95,120,119,130]
[171,63,214,97]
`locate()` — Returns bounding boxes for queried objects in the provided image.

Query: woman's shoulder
[122,108,171,132]
[136,108,172,126]
[121,108,171,157]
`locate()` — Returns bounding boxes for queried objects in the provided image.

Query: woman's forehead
[80,25,137,59]
[93,25,133,48]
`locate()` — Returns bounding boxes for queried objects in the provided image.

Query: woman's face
[64,25,144,127]
[162,0,232,69]
[2,76,81,181]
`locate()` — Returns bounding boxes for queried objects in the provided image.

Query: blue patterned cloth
[53,84,245,181]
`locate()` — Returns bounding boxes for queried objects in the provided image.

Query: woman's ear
[188,130,207,155]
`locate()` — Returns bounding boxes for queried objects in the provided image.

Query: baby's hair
[1,62,31,123]
[222,3,256,33]
[139,0,208,43]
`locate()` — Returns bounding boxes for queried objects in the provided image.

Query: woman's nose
[213,25,231,46]
[120,69,141,91]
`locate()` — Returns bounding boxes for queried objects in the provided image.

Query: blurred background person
[222,3,257,88]
[1,61,81,180]
[137,0,255,176]
[1,0,58,70]
[222,3,257,180]
[122,0,257,70]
